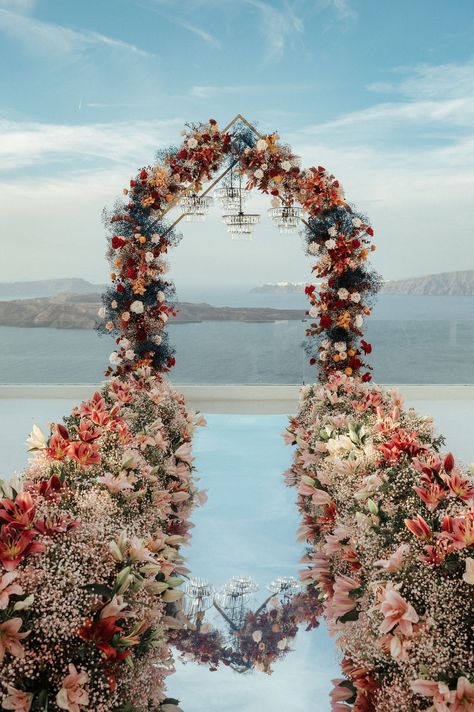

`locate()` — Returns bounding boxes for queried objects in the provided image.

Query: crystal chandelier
[215,167,249,211]
[268,205,302,233]
[179,194,213,222]
[222,171,260,239]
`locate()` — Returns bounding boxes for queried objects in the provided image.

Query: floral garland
[99,119,380,382]
[285,373,474,710]
[172,586,322,675]
[0,369,205,711]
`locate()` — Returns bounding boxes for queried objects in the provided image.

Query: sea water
[0,295,473,384]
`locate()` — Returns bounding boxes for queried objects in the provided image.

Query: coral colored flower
[46,434,70,460]
[379,585,419,636]
[410,679,451,708]
[56,664,89,712]
[0,571,23,609]
[0,492,36,530]
[2,685,33,712]
[446,471,474,502]
[374,544,409,572]
[67,441,101,466]
[330,678,354,710]
[0,617,29,662]
[330,575,361,621]
[0,526,46,570]
[413,482,446,512]
[444,516,474,549]
[404,514,432,541]
[453,676,474,709]
[77,418,101,442]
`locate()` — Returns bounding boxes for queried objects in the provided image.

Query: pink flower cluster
[285,373,474,710]
[0,368,205,711]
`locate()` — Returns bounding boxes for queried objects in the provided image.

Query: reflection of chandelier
[222,171,260,240]
[214,576,259,628]
[179,194,213,221]
[267,576,302,598]
[268,205,302,233]
[184,577,215,620]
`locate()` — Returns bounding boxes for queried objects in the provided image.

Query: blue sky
[0,0,473,286]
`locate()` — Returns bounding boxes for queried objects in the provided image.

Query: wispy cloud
[0,7,154,57]
[142,2,221,48]
[367,59,474,100]
[190,83,315,98]
[319,0,356,22]
[244,0,304,60]
[0,118,183,172]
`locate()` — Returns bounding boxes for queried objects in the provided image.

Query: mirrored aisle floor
[1,398,474,712]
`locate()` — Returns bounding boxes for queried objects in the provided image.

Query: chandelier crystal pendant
[222,170,260,239]
[268,205,302,233]
[179,194,213,222]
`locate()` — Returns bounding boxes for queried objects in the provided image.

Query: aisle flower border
[285,375,474,710]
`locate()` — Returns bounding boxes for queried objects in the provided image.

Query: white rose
[254,169,264,179]
[339,351,347,360]
[157,291,165,303]
[252,630,262,643]
[187,137,198,149]
[337,288,349,300]
[281,160,291,172]
[122,312,130,322]
[334,342,346,352]
[130,301,144,314]
[321,339,331,349]
[153,334,162,345]
[325,239,336,250]
[119,338,130,349]
[97,306,106,318]
[109,351,122,366]
[151,233,160,244]
[352,217,362,228]
[319,352,327,361]
[125,349,135,360]
[354,315,364,327]
[160,312,168,324]
[145,251,154,263]
[328,226,337,237]
[350,292,361,303]
[256,139,267,152]
[308,242,319,254]
[277,637,288,650]
[308,306,319,318]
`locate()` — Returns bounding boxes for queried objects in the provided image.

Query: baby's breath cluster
[284,373,474,711]
[0,368,205,712]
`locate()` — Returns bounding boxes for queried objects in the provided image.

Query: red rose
[130,180,136,188]
[178,149,188,159]
[270,189,280,196]
[209,119,217,125]
[320,316,332,329]
[361,340,372,354]
[351,239,361,249]
[362,372,372,382]
[127,267,137,279]
[111,236,126,249]
[305,285,316,295]
[349,357,362,370]
[309,357,316,366]
[139,169,148,180]
[116,284,125,293]
[366,227,374,236]
[167,356,176,368]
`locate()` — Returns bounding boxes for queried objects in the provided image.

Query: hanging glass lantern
[268,205,302,233]
[179,194,213,221]
[222,171,260,239]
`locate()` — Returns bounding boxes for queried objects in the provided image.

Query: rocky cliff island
[0,294,305,329]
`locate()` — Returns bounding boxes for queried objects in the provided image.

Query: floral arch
[99,114,380,384]
[1,116,473,712]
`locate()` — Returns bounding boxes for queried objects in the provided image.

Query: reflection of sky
[2,399,474,712]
